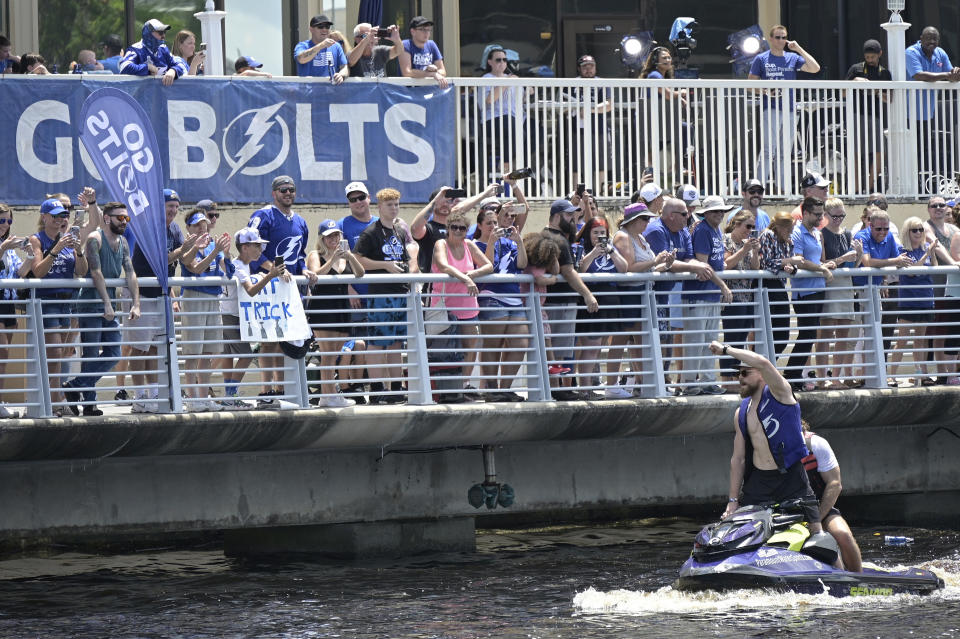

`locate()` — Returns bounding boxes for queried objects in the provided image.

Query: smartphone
[339,239,350,252]
[376,28,390,38]
[506,167,534,180]
[576,183,586,197]
[199,42,207,54]
[17,238,31,250]
[505,227,514,237]
[494,184,503,196]
[642,166,654,177]
[750,230,759,239]
[444,188,467,199]
[69,225,81,238]
[496,227,507,238]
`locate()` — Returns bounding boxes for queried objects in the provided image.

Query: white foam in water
[573,560,960,615]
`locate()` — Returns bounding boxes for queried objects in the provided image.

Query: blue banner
[2,77,455,205]
[78,87,168,291]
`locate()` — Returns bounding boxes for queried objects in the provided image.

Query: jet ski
[676,499,944,597]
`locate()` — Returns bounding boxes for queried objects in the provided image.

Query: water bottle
[884,535,914,546]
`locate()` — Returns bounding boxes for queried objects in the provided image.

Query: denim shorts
[367,296,407,347]
[40,299,72,329]
[478,296,527,321]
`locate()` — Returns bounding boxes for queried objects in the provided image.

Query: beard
[557,216,575,237]
[109,220,126,234]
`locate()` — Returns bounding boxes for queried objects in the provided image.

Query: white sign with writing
[237,277,311,342]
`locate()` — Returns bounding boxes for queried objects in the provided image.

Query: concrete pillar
[223,517,476,558]
[882,11,915,196]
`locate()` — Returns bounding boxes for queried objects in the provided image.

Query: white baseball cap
[235,227,269,245]
[639,183,663,203]
[345,181,369,197]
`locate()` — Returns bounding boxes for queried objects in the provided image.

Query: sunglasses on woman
[449,224,468,233]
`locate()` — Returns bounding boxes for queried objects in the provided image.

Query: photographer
[355,188,412,404]
[348,23,402,77]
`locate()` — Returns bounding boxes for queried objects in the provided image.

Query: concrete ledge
[1,388,959,462]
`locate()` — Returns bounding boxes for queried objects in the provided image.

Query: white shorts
[123,297,166,353]
[179,289,223,356]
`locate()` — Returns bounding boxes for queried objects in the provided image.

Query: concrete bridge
[1,388,959,556]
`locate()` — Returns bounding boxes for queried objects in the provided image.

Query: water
[0,519,957,638]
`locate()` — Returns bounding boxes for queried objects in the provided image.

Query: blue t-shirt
[898,245,934,309]
[905,41,954,120]
[725,207,771,231]
[0,59,14,74]
[294,39,348,77]
[790,224,826,297]
[338,214,377,295]
[750,51,806,109]
[644,218,693,294]
[476,237,522,300]
[248,206,309,274]
[683,222,725,303]
[34,231,77,297]
[181,241,225,296]
[853,228,901,286]
[402,39,443,70]
[100,55,122,74]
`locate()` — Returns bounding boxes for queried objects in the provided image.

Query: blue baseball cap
[549,198,580,217]
[241,55,263,69]
[319,219,341,236]
[186,211,207,226]
[40,198,68,216]
[163,188,180,202]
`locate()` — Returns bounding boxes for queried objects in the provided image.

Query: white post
[194,0,227,77]
[882,10,914,196]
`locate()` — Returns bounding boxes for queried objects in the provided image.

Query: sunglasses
[276,187,296,194]
[873,227,890,232]
[348,193,368,203]
[744,224,756,229]
[910,227,925,233]
[746,188,763,195]
[52,212,70,218]
[866,200,885,207]
[829,214,846,220]
[449,224,468,232]
[737,368,755,377]
[110,214,131,223]
[0,218,11,224]
[929,203,948,209]
[206,213,220,219]
[772,35,788,40]
[492,57,507,62]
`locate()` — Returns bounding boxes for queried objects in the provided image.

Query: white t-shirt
[220,258,253,316]
[807,433,838,472]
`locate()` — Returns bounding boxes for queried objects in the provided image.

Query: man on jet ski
[801,420,863,571]
[708,341,822,534]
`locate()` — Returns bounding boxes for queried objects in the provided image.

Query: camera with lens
[397,260,410,273]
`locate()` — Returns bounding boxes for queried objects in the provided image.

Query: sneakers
[114,388,129,401]
[701,385,726,395]
[82,405,104,417]
[321,395,356,408]
[132,397,160,413]
[677,386,702,396]
[61,383,81,417]
[604,386,632,399]
[548,365,572,375]
[462,385,483,401]
[219,398,252,409]
[187,399,220,412]
[947,376,960,386]
[0,402,15,419]
[551,389,580,401]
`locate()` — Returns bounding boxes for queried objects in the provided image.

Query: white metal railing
[0,266,958,417]
[452,77,960,201]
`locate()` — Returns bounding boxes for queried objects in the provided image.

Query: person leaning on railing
[758,211,803,360]
[25,199,88,418]
[0,203,28,418]
[473,203,528,402]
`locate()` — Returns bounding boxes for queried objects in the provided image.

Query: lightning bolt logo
[222,103,290,181]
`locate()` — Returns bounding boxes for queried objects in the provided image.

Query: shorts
[618,288,646,327]
[741,462,820,525]
[543,303,576,359]
[0,301,17,328]
[40,299,72,330]
[179,289,222,356]
[822,275,855,318]
[124,297,166,352]
[478,296,526,321]
[897,309,933,324]
[928,297,960,337]
[222,314,253,356]
[367,295,408,347]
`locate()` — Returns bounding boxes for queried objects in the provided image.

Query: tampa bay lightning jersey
[248,206,309,274]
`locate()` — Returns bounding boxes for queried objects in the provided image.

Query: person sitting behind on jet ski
[709,341,822,534]
[119,18,187,86]
[801,420,863,571]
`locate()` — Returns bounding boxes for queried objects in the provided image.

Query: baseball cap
[186,211,207,226]
[163,188,180,202]
[196,199,216,211]
[800,171,830,189]
[100,34,123,48]
[619,202,657,227]
[676,184,701,207]
[319,219,341,236]
[409,16,434,29]
[345,181,369,197]
[577,55,596,66]
[239,55,262,69]
[863,39,882,54]
[549,198,580,217]
[743,178,765,193]
[235,227,269,245]
[310,14,333,27]
[144,18,171,33]
[40,198,67,216]
[479,196,501,210]
[271,175,295,190]
[697,195,738,215]
[639,183,663,203]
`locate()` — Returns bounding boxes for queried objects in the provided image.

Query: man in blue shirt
[99,34,124,74]
[295,14,349,82]
[905,27,960,188]
[725,178,771,230]
[748,25,820,191]
[678,196,734,396]
[119,19,186,86]
[786,197,833,390]
[399,16,447,88]
[0,35,18,74]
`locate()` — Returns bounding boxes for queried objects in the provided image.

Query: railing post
[640,281,666,398]
[843,86,856,196]
[716,86,728,196]
[525,283,551,402]
[23,296,52,418]
[756,279,776,362]
[861,282,889,389]
[581,83,594,189]
[161,295,183,413]
[406,286,434,405]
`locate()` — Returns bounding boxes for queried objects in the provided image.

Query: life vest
[738,385,808,475]
[802,432,827,498]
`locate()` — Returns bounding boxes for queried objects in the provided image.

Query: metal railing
[1,266,958,418]
[452,77,960,201]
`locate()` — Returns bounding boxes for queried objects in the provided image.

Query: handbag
[424,285,451,335]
